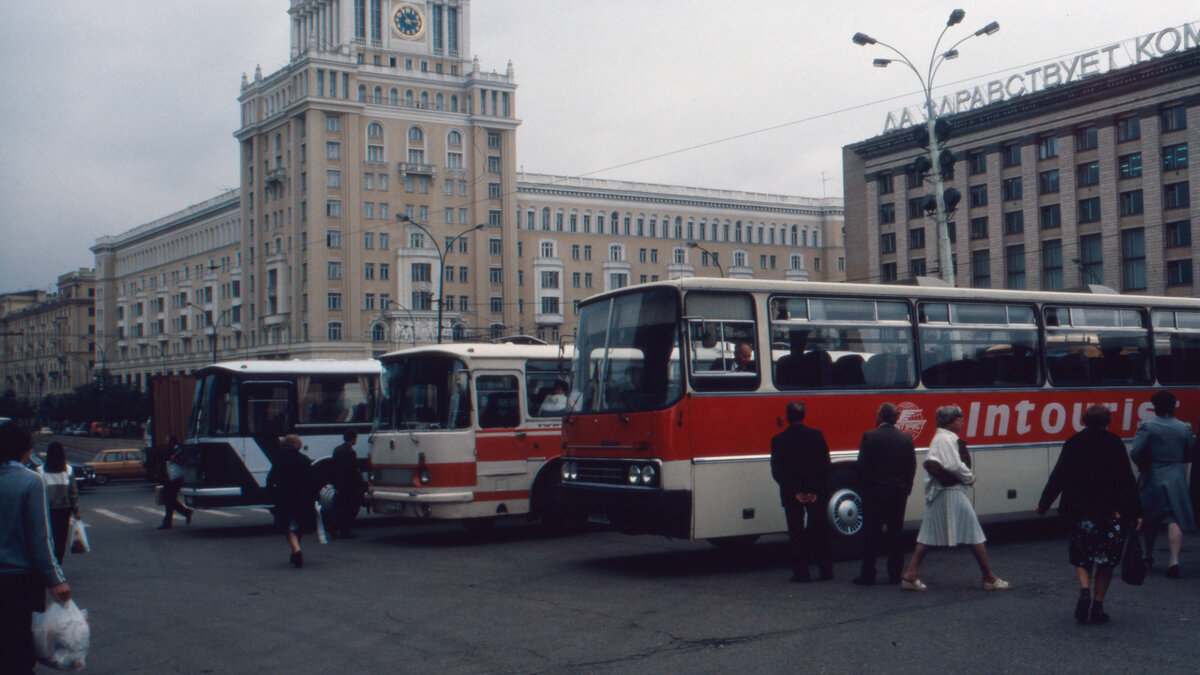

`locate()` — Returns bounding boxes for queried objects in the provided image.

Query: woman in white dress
[900,405,1011,591]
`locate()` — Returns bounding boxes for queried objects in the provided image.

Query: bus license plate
[587,512,611,525]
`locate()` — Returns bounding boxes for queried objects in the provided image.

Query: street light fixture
[854,9,999,287]
[685,241,724,278]
[186,302,226,363]
[396,214,486,344]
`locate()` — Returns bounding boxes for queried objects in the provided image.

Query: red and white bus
[559,278,1200,553]
[368,343,573,529]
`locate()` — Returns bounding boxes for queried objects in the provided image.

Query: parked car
[89,422,113,438]
[37,426,54,435]
[84,449,146,484]
[26,452,96,489]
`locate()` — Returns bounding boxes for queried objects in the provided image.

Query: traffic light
[920,188,962,215]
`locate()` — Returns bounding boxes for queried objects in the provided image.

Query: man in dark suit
[853,403,917,585]
[770,401,832,582]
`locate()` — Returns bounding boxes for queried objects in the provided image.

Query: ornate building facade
[0,271,97,401]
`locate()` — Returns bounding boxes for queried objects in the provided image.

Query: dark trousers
[0,572,44,674]
[49,508,71,564]
[331,491,360,535]
[784,499,832,579]
[162,479,193,524]
[859,492,908,582]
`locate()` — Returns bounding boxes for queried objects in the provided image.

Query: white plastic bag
[69,518,89,554]
[32,599,90,670]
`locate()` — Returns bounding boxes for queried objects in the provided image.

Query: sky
[1,1,1197,294]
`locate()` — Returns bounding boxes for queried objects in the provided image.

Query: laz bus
[559,278,1200,554]
[369,344,573,529]
[180,360,380,515]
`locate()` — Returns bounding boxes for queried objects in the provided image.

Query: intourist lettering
[963,399,1156,439]
[882,21,1200,132]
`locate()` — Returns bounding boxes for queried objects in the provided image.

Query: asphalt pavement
[46,475,1200,674]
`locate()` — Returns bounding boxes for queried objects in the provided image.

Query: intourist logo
[957,397,1159,441]
[895,402,926,439]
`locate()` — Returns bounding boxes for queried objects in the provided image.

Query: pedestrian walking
[158,436,194,529]
[0,420,71,674]
[1130,389,1196,578]
[900,405,1010,592]
[1037,404,1142,624]
[770,401,833,582]
[853,403,916,586]
[328,430,363,539]
[37,441,81,564]
[267,434,318,568]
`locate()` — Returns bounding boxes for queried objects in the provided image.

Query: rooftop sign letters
[882,21,1200,132]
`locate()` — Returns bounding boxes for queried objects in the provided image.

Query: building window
[907,196,925,220]
[1001,143,1021,167]
[1119,190,1144,216]
[1119,153,1142,179]
[327,261,342,279]
[970,250,990,288]
[879,232,896,254]
[326,141,340,160]
[1117,115,1140,142]
[379,263,389,280]
[411,263,431,282]
[1042,239,1063,290]
[364,263,375,280]
[327,292,342,310]
[326,114,340,132]
[1038,169,1060,194]
[1076,161,1099,187]
[1160,103,1187,132]
[881,262,897,282]
[489,267,503,285]
[908,227,925,250]
[326,230,341,248]
[1079,233,1103,284]
[1075,126,1098,151]
[969,217,988,240]
[1005,244,1026,290]
[540,271,559,289]
[1078,197,1101,224]
[1002,177,1022,201]
[877,173,894,194]
[1164,182,1190,210]
[326,200,341,217]
[1163,143,1189,171]
[1167,260,1193,286]
[968,150,987,175]
[328,322,343,341]
[487,155,501,173]
[1165,220,1192,248]
[1121,228,1146,290]
[1040,204,1061,230]
[1003,211,1024,235]
[1037,134,1058,160]
[878,203,895,224]
[909,258,926,277]
[968,185,987,208]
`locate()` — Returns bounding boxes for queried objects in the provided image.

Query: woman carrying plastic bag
[69,517,89,554]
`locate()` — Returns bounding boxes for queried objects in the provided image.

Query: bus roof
[192,359,382,377]
[582,277,1200,310]
[378,342,574,363]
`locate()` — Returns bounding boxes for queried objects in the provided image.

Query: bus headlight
[628,465,642,484]
[640,465,656,485]
[561,462,578,481]
[418,467,431,485]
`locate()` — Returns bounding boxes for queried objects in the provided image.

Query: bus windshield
[378,355,471,430]
[571,287,682,413]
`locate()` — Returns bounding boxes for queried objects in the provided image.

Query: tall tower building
[236,0,518,357]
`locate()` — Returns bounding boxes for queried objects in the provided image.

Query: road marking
[194,508,238,518]
[92,508,140,524]
[134,506,163,516]
[248,508,272,515]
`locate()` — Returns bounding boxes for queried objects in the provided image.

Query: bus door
[474,371,532,498]
[242,380,295,486]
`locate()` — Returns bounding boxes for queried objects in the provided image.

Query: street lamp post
[396,214,485,344]
[854,10,999,287]
[186,303,227,363]
[685,241,724,278]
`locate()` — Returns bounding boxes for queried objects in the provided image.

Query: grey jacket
[0,461,67,585]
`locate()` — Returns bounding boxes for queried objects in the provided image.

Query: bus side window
[477,375,519,428]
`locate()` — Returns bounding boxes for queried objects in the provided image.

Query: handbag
[1121,531,1146,585]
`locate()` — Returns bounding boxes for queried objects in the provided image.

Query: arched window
[389,88,399,106]
[673,247,687,264]
[673,216,683,239]
[687,219,694,240]
[404,89,414,106]
[446,130,463,169]
[447,130,462,146]
[419,92,429,108]
[791,225,798,246]
[541,207,551,231]
[452,324,466,341]
[372,324,386,341]
[373,86,382,104]
[802,229,809,247]
[435,93,444,110]
[526,209,535,230]
[450,95,459,112]
[367,122,383,138]
[408,126,423,142]
[813,227,822,247]
[357,85,367,102]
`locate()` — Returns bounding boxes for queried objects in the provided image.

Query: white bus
[180,360,380,512]
[369,344,573,529]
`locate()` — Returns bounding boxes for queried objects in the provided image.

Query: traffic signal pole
[927,117,957,287]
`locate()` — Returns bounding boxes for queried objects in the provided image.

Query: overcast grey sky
[1,1,1196,293]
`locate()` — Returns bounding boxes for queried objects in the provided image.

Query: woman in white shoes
[900,405,1010,592]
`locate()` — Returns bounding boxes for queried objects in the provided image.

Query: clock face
[393,4,424,39]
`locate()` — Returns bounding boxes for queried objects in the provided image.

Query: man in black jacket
[853,403,917,585]
[770,401,832,582]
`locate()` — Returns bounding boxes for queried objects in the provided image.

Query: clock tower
[235,1,521,355]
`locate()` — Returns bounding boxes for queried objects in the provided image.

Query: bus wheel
[707,535,760,548]
[826,468,865,560]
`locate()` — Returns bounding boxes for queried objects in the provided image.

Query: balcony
[265,167,287,185]
[535,312,564,326]
[398,162,436,176]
